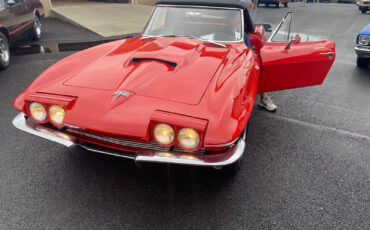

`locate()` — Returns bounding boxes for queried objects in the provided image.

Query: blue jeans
[245,33,252,49]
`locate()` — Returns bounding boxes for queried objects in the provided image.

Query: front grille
[66,128,206,154]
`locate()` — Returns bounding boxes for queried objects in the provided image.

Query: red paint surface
[258,40,336,93]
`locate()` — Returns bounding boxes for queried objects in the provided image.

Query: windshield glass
[143,6,243,42]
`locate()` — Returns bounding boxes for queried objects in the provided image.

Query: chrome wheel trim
[34,17,41,38]
[0,38,9,64]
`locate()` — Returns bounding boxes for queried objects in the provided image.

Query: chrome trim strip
[67,128,169,151]
[204,137,239,148]
[136,138,245,167]
[156,4,243,11]
[355,46,370,55]
[79,143,135,160]
[268,12,294,42]
[63,123,82,129]
[66,128,206,154]
[143,5,245,43]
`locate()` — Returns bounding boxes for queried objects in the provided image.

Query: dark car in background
[0,0,44,69]
[355,24,370,68]
[258,0,289,7]
[358,0,370,13]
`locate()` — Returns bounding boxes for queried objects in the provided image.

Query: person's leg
[258,92,277,111]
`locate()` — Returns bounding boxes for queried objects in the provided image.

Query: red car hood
[63,37,230,105]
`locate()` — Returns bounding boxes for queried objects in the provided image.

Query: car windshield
[143,6,243,42]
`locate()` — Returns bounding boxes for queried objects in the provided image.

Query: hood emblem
[114,91,131,99]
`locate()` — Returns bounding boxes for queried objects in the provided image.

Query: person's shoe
[258,96,277,112]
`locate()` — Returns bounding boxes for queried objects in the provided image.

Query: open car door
[257,13,336,93]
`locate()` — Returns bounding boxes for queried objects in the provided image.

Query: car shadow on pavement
[67,145,238,191]
[352,65,370,86]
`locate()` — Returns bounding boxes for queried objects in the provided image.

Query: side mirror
[285,34,301,50]
[7,0,16,6]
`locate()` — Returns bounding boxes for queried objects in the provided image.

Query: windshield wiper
[158,34,199,39]
[161,34,227,48]
[201,40,226,48]
[140,35,156,40]
[141,34,197,40]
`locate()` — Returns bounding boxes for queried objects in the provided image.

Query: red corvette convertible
[12,0,335,171]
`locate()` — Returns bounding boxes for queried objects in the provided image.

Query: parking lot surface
[0,4,369,229]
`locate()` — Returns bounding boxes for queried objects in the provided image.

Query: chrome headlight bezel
[358,35,370,46]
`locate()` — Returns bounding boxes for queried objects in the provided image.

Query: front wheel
[221,124,249,175]
[0,33,10,70]
[357,56,369,69]
[275,3,279,7]
[361,8,367,13]
[29,15,41,41]
[284,2,288,7]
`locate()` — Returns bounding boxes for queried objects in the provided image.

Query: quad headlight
[29,102,46,122]
[49,105,65,125]
[153,123,175,145]
[358,35,370,46]
[177,128,200,150]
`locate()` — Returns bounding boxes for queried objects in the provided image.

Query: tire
[361,8,367,13]
[0,32,10,70]
[276,3,279,7]
[357,56,369,69]
[284,2,288,7]
[266,3,270,7]
[29,15,41,41]
[221,124,249,175]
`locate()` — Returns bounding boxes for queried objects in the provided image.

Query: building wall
[39,0,157,17]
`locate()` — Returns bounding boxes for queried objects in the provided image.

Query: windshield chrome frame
[142,4,245,43]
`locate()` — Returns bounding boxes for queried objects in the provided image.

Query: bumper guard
[355,46,370,58]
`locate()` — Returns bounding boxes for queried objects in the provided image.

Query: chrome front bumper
[12,113,245,167]
[355,46,370,58]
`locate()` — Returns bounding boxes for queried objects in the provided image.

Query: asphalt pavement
[19,18,102,44]
[0,4,369,229]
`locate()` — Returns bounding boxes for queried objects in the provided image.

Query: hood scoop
[129,58,177,68]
